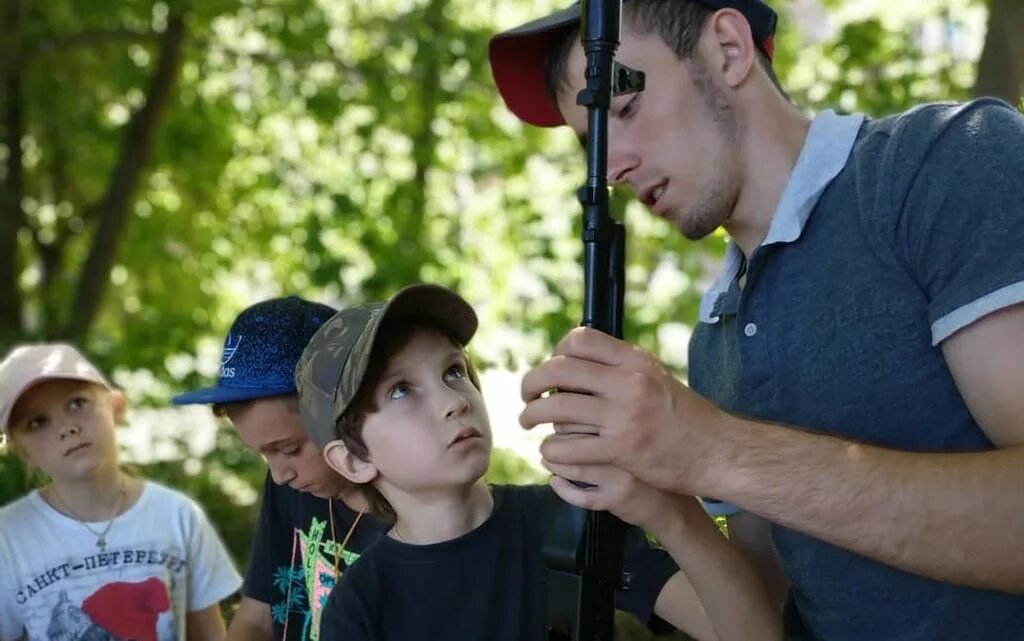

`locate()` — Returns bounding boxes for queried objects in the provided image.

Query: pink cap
[0,343,111,433]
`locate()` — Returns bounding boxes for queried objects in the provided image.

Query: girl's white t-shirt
[0,480,242,641]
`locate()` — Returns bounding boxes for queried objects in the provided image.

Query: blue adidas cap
[172,296,337,405]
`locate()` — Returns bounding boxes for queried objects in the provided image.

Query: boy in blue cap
[173,296,385,641]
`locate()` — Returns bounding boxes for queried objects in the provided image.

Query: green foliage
[132,423,267,567]
[5,0,987,374]
[0,448,39,500]
[774,3,977,115]
[0,2,1003,635]
[486,447,549,485]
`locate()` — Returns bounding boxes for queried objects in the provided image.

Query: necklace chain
[50,478,127,553]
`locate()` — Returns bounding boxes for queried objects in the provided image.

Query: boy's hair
[335,316,482,523]
[211,394,301,420]
[544,0,785,112]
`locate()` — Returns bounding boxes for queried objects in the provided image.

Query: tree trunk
[973,0,1024,106]
[0,0,25,349]
[400,0,448,280]
[66,12,187,341]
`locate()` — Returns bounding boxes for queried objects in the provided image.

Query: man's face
[555,27,742,240]
[359,327,492,501]
[229,397,348,499]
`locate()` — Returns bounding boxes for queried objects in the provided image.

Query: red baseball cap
[489,0,778,128]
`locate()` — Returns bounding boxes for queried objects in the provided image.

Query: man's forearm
[706,415,1024,594]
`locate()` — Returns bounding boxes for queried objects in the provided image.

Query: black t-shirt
[243,473,386,641]
[319,485,679,641]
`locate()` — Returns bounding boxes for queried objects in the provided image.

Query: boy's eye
[444,365,466,382]
[283,446,301,457]
[387,383,411,400]
[68,396,88,411]
[26,416,47,431]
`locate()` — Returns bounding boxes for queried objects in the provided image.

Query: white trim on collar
[698,110,866,324]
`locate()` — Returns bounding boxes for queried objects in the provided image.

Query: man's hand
[520,326,730,497]
[543,458,706,534]
[544,458,783,641]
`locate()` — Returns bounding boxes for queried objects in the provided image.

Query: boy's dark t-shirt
[244,473,386,641]
[319,484,679,641]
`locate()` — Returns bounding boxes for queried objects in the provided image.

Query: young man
[172,297,385,641]
[295,283,780,641]
[0,343,241,641]
[491,1,1024,639]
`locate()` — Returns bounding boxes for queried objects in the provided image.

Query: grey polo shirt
[689,99,1024,640]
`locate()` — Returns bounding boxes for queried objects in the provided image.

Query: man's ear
[705,7,756,88]
[323,440,378,485]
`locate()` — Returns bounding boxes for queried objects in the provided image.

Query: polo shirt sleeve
[889,99,1024,344]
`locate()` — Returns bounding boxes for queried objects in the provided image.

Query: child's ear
[6,435,31,465]
[323,440,378,485]
[108,389,128,426]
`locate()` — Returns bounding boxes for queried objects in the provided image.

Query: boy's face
[555,27,743,241]
[228,397,350,499]
[8,380,121,481]
[360,327,492,499]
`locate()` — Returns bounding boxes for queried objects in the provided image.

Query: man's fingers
[519,391,611,431]
[553,422,600,436]
[552,326,632,364]
[546,464,631,512]
[549,475,600,509]
[542,459,591,483]
[522,328,660,403]
[540,431,618,466]
[521,353,611,403]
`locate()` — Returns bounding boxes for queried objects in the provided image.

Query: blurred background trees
[1,0,1020,635]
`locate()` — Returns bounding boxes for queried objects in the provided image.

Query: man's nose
[606,138,639,186]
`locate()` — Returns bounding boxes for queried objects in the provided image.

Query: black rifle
[544,1,645,639]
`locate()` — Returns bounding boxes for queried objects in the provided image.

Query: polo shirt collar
[698,110,866,324]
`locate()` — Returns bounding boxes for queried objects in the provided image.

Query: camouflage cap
[295,284,478,449]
